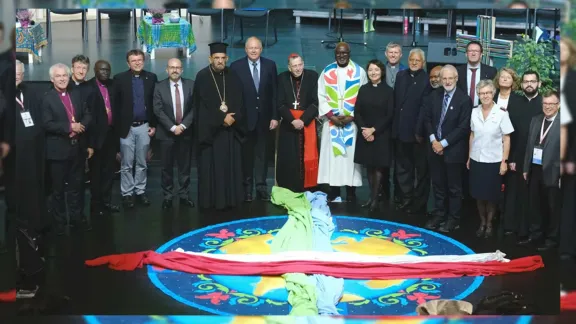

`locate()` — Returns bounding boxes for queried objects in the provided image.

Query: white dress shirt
[470,102,515,163]
[169,79,185,132]
[467,63,482,106]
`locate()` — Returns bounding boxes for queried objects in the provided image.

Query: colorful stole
[321,61,362,156]
[290,110,318,188]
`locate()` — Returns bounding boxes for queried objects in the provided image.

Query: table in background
[16,23,48,64]
[138,15,196,60]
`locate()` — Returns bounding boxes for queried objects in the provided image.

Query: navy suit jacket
[230,56,278,131]
[423,86,472,164]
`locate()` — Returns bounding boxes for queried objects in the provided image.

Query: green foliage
[505,34,558,95]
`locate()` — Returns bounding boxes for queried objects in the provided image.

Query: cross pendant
[292,100,299,109]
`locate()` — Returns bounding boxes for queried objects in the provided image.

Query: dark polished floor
[0,162,567,315]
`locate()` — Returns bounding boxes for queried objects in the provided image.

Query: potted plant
[505,34,558,94]
[16,10,34,28]
[148,9,166,24]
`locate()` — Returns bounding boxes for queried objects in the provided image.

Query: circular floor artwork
[84,315,533,324]
[145,216,484,316]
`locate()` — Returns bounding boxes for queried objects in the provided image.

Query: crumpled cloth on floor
[305,191,344,315]
[416,299,473,315]
[270,186,317,315]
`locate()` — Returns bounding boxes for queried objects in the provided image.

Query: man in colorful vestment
[317,42,367,202]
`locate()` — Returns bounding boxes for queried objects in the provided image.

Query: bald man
[230,36,278,201]
[153,58,196,209]
[429,65,442,89]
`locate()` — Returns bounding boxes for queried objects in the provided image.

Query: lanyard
[539,117,554,144]
[15,93,24,110]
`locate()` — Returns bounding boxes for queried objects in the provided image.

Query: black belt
[132,121,147,127]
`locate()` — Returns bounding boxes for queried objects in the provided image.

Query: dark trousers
[48,150,85,225]
[528,164,561,242]
[242,117,269,191]
[90,128,117,210]
[429,153,463,221]
[560,174,576,255]
[394,141,430,210]
[160,137,192,200]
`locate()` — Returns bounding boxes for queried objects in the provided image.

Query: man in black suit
[42,63,92,235]
[230,36,278,201]
[456,41,497,107]
[391,48,432,214]
[424,64,472,232]
[153,58,195,209]
[112,49,158,208]
[520,91,561,251]
[85,60,120,216]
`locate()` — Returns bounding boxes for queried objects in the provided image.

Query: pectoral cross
[292,100,299,109]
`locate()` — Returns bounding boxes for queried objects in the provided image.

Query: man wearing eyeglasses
[502,71,544,239]
[519,91,561,251]
[455,41,497,107]
[152,58,195,209]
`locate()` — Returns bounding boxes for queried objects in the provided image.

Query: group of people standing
[0,35,571,289]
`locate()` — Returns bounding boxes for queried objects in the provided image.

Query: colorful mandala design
[145,216,485,315]
[84,315,534,324]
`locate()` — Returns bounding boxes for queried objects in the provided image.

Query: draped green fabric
[270,186,318,315]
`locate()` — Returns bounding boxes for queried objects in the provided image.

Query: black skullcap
[208,42,228,55]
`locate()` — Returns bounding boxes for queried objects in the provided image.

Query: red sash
[290,110,318,188]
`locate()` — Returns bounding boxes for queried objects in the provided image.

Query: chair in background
[230,9,277,48]
[95,9,138,43]
[187,9,228,43]
[45,9,88,43]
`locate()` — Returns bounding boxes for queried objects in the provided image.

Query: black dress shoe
[162,199,172,209]
[406,207,425,215]
[439,219,460,233]
[137,194,150,206]
[361,199,374,208]
[346,195,357,203]
[256,190,270,201]
[537,241,557,251]
[244,193,253,202]
[122,196,134,208]
[104,204,120,213]
[425,216,444,230]
[396,200,411,210]
[180,198,195,207]
[517,237,538,246]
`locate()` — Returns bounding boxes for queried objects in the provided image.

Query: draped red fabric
[561,291,576,311]
[85,251,544,280]
[0,289,16,302]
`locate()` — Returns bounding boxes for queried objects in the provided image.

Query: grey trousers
[119,123,150,196]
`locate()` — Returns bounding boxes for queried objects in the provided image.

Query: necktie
[437,92,450,139]
[174,83,182,124]
[469,68,478,104]
[252,62,259,92]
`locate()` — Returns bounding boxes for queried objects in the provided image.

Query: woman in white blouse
[493,67,519,110]
[467,80,514,238]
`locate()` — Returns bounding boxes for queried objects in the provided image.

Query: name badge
[21,111,34,127]
[532,146,543,165]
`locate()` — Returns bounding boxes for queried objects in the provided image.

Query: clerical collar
[96,79,108,87]
[387,62,397,69]
[56,88,67,96]
[410,69,423,77]
[131,70,141,77]
[545,113,557,122]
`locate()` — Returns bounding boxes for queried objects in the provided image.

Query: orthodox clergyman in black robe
[193,43,246,210]
[275,54,319,193]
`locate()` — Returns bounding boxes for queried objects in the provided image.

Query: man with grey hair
[43,63,92,235]
[424,64,472,232]
[391,48,432,215]
[384,42,406,88]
